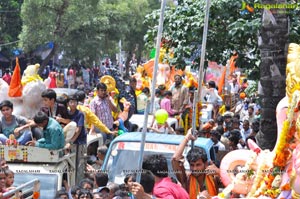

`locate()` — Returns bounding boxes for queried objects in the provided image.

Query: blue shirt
[36,118,65,149]
[69,110,86,145]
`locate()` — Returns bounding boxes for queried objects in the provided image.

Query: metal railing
[3,178,40,199]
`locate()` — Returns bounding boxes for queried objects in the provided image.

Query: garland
[249,91,300,198]
[215,93,299,199]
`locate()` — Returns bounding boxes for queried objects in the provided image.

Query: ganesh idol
[214,43,300,199]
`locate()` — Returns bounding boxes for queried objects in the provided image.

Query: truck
[4,134,103,199]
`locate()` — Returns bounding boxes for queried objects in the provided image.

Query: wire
[0,10,19,13]
[0,40,20,47]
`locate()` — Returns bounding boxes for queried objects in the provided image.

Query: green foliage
[18,0,155,66]
[144,0,300,80]
[100,0,153,61]
[19,0,104,64]
[0,0,22,57]
[244,80,258,97]
[287,1,300,44]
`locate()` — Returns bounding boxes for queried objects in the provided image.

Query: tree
[19,0,156,76]
[97,0,159,78]
[144,0,261,72]
[19,0,106,73]
[255,1,290,150]
[0,0,23,58]
[144,0,300,79]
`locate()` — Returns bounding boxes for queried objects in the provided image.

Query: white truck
[4,134,103,199]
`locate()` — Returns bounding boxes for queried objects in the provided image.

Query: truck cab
[101,132,217,184]
[3,144,76,199]
[4,134,103,199]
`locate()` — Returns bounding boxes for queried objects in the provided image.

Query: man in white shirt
[242,106,255,125]
[202,81,223,119]
[210,130,226,151]
[240,119,251,141]
[229,77,240,95]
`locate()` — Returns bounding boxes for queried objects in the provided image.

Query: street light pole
[119,40,123,75]
[191,0,211,149]
[136,0,167,184]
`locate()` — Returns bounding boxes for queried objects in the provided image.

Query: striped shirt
[90,96,114,130]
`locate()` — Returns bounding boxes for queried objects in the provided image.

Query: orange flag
[8,57,22,97]
[218,66,226,94]
[143,59,154,78]
[229,54,238,75]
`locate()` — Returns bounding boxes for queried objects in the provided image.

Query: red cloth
[68,68,74,76]
[48,71,57,88]
[153,177,189,199]
[2,74,11,85]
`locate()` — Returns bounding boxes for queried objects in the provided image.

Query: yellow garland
[247,150,271,197]
[247,91,300,198]
[260,91,300,197]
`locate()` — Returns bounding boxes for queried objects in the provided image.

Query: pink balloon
[220,150,254,195]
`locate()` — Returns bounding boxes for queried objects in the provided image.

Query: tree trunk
[256,0,288,150]
[38,0,69,76]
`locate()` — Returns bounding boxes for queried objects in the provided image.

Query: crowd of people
[0,59,262,199]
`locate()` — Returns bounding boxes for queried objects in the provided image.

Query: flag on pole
[218,65,226,94]
[8,57,22,97]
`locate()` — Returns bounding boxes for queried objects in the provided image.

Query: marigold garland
[250,91,300,198]
[281,183,291,191]
[263,92,299,197]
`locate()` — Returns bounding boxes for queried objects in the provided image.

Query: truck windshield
[13,173,58,199]
[104,141,190,184]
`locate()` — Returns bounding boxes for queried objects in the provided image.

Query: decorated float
[0,58,46,118]
[214,43,300,199]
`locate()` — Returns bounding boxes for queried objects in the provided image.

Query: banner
[205,61,225,84]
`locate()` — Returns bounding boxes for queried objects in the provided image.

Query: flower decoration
[33,191,40,199]
[281,183,291,191]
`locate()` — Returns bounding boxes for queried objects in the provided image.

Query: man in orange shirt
[172,129,220,199]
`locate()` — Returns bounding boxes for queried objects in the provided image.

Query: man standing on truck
[172,129,220,199]
[41,89,70,125]
[169,74,189,115]
[75,90,115,135]
[67,94,87,184]
[26,111,65,150]
[90,83,118,144]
